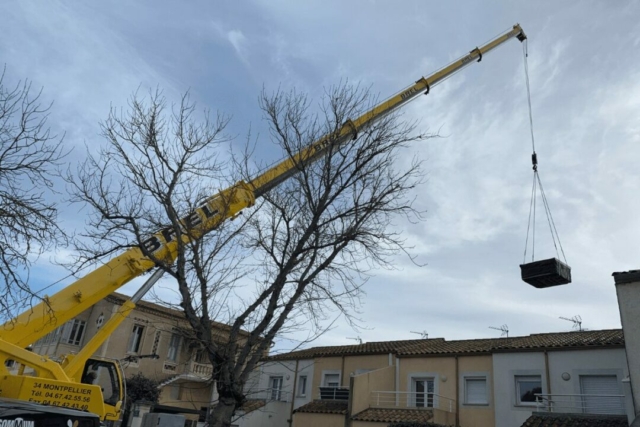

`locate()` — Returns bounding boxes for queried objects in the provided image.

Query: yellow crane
[0,24,526,422]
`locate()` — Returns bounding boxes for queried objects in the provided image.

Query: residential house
[32,292,245,424]
[235,329,629,427]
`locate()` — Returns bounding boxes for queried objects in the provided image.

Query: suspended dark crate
[520,258,571,288]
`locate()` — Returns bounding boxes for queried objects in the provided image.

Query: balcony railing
[370,391,455,413]
[535,393,626,415]
[244,388,292,403]
[318,386,350,400]
[189,361,213,377]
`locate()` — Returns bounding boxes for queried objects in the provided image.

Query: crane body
[0,25,526,421]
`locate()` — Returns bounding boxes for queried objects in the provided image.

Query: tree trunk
[208,397,237,427]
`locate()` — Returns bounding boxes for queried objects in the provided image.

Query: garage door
[579,375,624,415]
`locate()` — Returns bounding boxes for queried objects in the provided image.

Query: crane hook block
[531,152,538,172]
[520,258,572,288]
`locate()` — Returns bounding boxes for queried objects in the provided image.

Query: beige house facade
[236,330,629,427]
[31,292,237,424]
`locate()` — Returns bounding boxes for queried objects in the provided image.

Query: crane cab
[81,358,124,420]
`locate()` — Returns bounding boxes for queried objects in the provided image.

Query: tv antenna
[559,315,584,331]
[347,337,363,344]
[410,331,429,339]
[489,324,509,337]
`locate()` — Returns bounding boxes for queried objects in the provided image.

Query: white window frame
[515,375,542,406]
[270,376,284,401]
[407,372,439,409]
[297,375,308,397]
[127,324,145,354]
[463,376,489,405]
[411,377,435,408]
[322,371,341,387]
[62,319,86,346]
[166,333,181,362]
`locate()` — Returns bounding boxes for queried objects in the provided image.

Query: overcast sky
[2,1,639,351]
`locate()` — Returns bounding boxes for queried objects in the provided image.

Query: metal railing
[244,387,292,403]
[535,393,626,415]
[318,386,350,400]
[370,391,456,413]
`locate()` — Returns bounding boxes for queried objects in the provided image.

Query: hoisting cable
[521,40,568,265]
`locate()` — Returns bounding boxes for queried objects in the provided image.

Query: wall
[292,412,344,427]
[244,359,295,427]
[398,356,456,404]
[351,422,386,427]
[351,366,395,415]
[547,348,627,400]
[493,348,628,427]
[614,272,640,417]
[293,360,315,410]
[312,357,342,395]
[240,359,314,427]
[343,354,391,382]
[492,351,546,427]
[458,355,494,427]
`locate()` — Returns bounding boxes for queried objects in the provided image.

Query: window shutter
[466,378,487,404]
[580,375,624,415]
[61,322,73,343]
[324,374,340,387]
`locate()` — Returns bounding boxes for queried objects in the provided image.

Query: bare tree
[0,68,67,317]
[68,85,429,427]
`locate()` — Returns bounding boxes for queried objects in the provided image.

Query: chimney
[613,270,640,420]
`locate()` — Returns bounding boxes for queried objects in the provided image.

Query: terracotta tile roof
[237,399,266,414]
[522,413,628,427]
[493,329,624,352]
[294,400,348,415]
[395,338,497,356]
[268,329,623,360]
[351,408,437,424]
[268,339,446,360]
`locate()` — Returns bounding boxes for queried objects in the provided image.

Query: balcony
[244,388,292,404]
[535,393,626,415]
[370,391,455,413]
[318,386,350,400]
[189,360,213,377]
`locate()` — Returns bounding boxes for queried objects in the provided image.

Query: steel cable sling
[521,39,570,287]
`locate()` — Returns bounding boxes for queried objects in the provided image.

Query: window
[515,375,542,405]
[82,359,121,406]
[580,375,624,415]
[167,333,181,362]
[323,373,340,387]
[270,376,283,401]
[412,378,434,408]
[195,349,209,364]
[298,375,308,396]
[464,377,488,405]
[127,324,144,353]
[62,319,86,346]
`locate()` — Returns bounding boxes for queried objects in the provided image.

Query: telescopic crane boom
[0,24,526,421]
